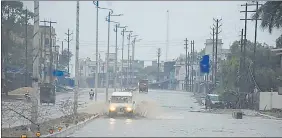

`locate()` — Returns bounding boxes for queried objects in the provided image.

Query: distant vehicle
[205,94,224,109]
[108,91,136,118]
[138,79,148,93]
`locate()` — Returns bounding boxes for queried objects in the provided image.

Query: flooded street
[70,90,282,137]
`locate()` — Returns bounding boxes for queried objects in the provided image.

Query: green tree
[218,40,282,94]
[252,1,282,48]
[58,49,73,71]
[1,1,34,95]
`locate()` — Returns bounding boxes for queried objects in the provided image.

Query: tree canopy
[252,1,282,48]
[218,39,282,95]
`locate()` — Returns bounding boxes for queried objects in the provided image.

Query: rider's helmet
[91,89,93,91]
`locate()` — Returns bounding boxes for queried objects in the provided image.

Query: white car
[108,91,136,117]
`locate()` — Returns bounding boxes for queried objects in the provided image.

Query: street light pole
[106,11,111,102]
[118,26,127,91]
[74,0,80,124]
[94,1,99,101]
[126,32,132,88]
[114,24,118,92]
[105,10,122,101]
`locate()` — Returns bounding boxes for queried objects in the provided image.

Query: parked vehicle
[205,94,224,109]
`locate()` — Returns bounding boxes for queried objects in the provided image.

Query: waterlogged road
[71,90,282,137]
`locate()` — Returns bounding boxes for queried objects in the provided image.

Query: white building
[174,54,203,91]
[79,58,104,77]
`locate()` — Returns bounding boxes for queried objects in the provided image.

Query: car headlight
[126,107,132,112]
[109,107,116,111]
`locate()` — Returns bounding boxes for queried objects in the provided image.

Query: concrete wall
[259,92,282,110]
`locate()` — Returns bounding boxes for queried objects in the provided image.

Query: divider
[42,114,99,137]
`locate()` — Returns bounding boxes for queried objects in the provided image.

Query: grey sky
[23,1,280,76]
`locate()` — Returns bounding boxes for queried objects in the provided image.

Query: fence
[259,92,282,110]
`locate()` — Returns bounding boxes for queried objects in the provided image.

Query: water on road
[70,90,282,137]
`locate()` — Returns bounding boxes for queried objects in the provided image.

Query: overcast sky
[23,1,280,76]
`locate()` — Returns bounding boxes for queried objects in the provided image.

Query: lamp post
[118,25,128,90]
[105,11,123,102]
[93,1,113,101]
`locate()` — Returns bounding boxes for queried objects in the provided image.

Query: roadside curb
[42,114,99,137]
[257,112,282,120]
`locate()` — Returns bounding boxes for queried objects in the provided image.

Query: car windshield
[210,96,219,101]
[111,96,132,103]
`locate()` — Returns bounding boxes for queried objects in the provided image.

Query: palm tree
[252,1,282,33]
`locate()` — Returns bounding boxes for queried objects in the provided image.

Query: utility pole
[239,29,244,93]
[184,38,188,91]
[94,1,99,101]
[31,0,40,131]
[240,2,262,92]
[157,48,161,82]
[61,41,64,55]
[127,32,132,88]
[25,9,28,87]
[48,20,57,84]
[166,10,169,61]
[40,19,48,83]
[190,40,194,93]
[120,28,126,90]
[213,18,222,88]
[210,27,215,84]
[114,24,118,91]
[129,56,132,85]
[131,36,136,86]
[73,1,80,124]
[105,10,122,100]
[64,29,73,74]
[106,11,111,102]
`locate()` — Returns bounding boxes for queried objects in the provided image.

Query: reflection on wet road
[70,90,282,137]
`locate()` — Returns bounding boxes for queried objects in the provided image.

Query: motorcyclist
[89,89,94,99]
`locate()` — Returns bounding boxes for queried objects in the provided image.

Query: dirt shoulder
[1,113,96,137]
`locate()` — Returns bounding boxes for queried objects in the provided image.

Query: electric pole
[210,27,215,85]
[73,1,80,124]
[61,41,64,55]
[64,29,73,74]
[240,2,262,93]
[213,18,222,88]
[121,29,125,90]
[25,9,28,87]
[114,24,118,91]
[239,29,244,93]
[166,10,169,61]
[157,48,161,82]
[127,32,132,88]
[184,38,188,91]
[94,1,99,101]
[120,27,127,90]
[48,20,57,84]
[31,0,40,131]
[40,19,48,83]
[190,40,195,93]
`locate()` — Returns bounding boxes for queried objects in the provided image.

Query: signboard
[200,55,210,73]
